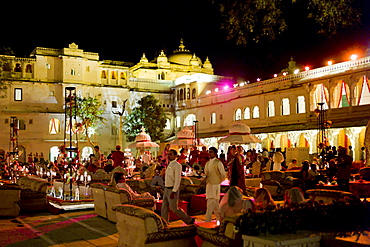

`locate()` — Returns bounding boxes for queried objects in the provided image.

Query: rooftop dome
[229,123,251,134]
[168,39,202,66]
[135,128,152,142]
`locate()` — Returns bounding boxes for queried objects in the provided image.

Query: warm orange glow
[350,54,358,61]
[282,72,287,76]
[327,61,333,66]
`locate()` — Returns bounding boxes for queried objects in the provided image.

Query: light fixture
[305,66,310,71]
[351,54,357,61]
[274,74,277,78]
[294,69,299,74]
[257,78,261,82]
[327,60,333,66]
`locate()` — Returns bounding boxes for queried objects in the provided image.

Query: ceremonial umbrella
[170,127,204,147]
[127,129,160,149]
[218,123,262,144]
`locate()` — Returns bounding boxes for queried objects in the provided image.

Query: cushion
[147,225,197,243]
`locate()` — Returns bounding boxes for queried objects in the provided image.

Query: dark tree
[124,95,167,142]
[212,0,362,45]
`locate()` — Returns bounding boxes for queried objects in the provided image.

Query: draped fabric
[356,77,364,106]
[357,76,370,106]
[337,81,351,108]
[343,82,351,105]
[335,82,343,108]
[315,84,329,109]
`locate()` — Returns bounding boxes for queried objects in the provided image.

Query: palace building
[0,41,369,163]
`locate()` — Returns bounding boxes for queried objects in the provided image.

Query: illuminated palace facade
[0,41,369,163]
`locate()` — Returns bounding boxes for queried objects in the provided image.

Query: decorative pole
[64,87,77,200]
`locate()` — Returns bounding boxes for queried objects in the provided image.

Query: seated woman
[219,186,255,220]
[114,172,154,199]
[254,187,276,210]
[284,187,305,207]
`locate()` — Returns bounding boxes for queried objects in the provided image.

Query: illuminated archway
[184,114,196,126]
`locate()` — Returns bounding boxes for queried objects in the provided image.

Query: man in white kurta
[272,148,284,171]
[204,147,226,222]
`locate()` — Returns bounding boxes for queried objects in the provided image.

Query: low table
[316,184,340,190]
[190,193,225,212]
[155,199,188,221]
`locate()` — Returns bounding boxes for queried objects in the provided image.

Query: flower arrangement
[314,108,321,116]
[237,197,370,237]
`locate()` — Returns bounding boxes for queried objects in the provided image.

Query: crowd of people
[0,141,367,225]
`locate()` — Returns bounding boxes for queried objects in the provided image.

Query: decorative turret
[140,53,148,63]
[203,56,213,69]
[156,50,168,64]
[281,57,300,75]
[190,53,200,66]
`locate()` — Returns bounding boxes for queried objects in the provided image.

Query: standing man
[93,145,102,168]
[204,147,226,222]
[336,147,353,191]
[161,149,195,224]
[111,145,125,167]
[272,148,284,171]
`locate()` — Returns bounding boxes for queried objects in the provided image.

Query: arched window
[14,63,22,72]
[177,90,180,101]
[184,114,196,126]
[312,84,329,110]
[297,96,306,113]
[244,107,251,119]
[234,108,242,120]
[357,76,370,105]
[281,98,290,115]
[180,89,184,100]
[192,88,196,99]
[333,81,350,108]
[267,101,275,117]
[49,118,60,134]
[101,70,107,79]
[111,71,116,79]
[120,72,126,79]
[211,113,216,124]
[165,119,171,129]
[253,106,260,118]
[25,64,32,73]
[175,116,181,128]
[187,88,190,99]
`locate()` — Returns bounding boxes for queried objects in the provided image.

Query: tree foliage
[124,95,167,142]
[0,57,12,98]
[67,95,106,147]
[212,0,362,45]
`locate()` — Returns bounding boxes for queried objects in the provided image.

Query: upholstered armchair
[260,171,304,197]
[359,167,370,181]
[126,177,201,202]
[179,177,202,202]
[0,183,21,217]
[197,213,244,247]
[91,183,155,223]
[126,178,158,197]
[17,176,49,212]
[113,204,197,247]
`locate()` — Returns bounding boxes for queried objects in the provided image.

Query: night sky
[2,0,370,81]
